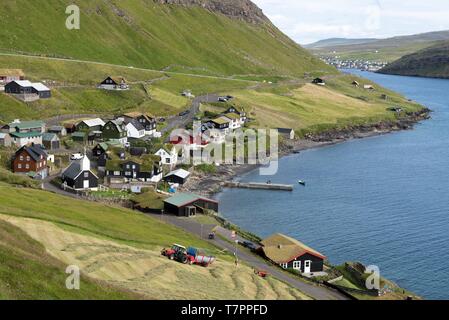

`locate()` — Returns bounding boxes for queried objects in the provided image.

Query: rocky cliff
[155,0,269,24]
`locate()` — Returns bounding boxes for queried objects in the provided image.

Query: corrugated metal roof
[165,169,190,179]
[163,193,217,207]
[10,120,44,130]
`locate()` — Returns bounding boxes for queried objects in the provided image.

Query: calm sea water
[217,70,449,299]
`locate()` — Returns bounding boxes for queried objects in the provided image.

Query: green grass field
[0,1,332,77]
[0,219,140,299]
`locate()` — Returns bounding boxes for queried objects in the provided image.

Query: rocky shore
[181,108,431,197]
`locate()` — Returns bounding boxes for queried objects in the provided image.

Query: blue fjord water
[217,70,449,299]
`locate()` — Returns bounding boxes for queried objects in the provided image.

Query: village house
[154,145,178,168]
[4,80,51,100]
[0,69,25,84]
[42,132,60,150]
[105,154,163,184]
[312,78,326,86]
[61,155,99,191]
[164,168,191,185]
[226,106,247,124]
[0,132,12,147]
[102,120,128,145]
[10,132,42,147]
[123,118,145,139]
[277,128,295,140]
[3,119,46,134]
[223,113,242,130]
[163,193,218,217]
[259,233,326,274]
[48,125,67,137]
[64,123,76,134]
[120,113,158,136]
[98,76,129,91]
[207,117,231,135]
[75,118,105,132]
[12,144,49,179]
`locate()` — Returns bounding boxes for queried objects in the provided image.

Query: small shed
[0,132,12,147]
[277,128,295,140]
[71,131,88,142]
[164,169,191,185]
[42,132,60,150]
[48,126,67,136]
[163,193,219,217]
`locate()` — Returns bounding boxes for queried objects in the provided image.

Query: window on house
[166,158,171,163]
[132,165,136,169]
[25,164,29,169]
[280,263,288,269]
[125,171,131,176]
[20,156,23,161]
[18,164,22,169]
[293,261,301,270]
[114,171,120,176]
[84,172,89,178]
[26,156,30,161]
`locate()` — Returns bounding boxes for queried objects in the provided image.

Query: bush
[195,164,217,174]
[0,169,40,189]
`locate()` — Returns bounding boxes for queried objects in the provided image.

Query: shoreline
[182,107,431,198]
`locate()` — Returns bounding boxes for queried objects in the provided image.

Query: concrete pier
[224,182,294,191]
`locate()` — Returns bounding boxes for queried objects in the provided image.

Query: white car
[70,153,83,161]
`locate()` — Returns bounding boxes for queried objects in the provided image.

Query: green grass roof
[164,193,217,207]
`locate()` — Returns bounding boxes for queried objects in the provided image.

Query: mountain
[309,30,449,62]
[379,41,449,79]
[304,38,378,49]
[0,0,330,77]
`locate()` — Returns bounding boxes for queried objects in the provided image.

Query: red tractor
[161,244,216,267]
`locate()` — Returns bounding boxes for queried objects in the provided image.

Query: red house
[12,144,49,179]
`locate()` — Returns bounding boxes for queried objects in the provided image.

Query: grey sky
[253,0,449,44]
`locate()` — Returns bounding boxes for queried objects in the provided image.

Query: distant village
[320,56,388,72]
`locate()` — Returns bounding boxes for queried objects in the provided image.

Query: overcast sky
[253,0,449,44]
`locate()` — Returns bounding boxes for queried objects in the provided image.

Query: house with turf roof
[163,193,219,217]
[226,106,247,124]
[207,117,231,135]
[259,233,326,274]
[61,155,98,191]
[223,112,242,130]
[0,69,25,84]
[105,154,163,184]
[12,144,48,179]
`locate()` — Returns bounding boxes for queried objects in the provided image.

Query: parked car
[70,153,83,160]
[179,110,190,117]
[238,240,258,252]
[218,97,228,102]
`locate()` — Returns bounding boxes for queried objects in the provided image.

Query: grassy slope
[0,219,139,299]
[201,74,423,134]
[0,0,331,77]
[379,41,449,78]
[0,183,309,300]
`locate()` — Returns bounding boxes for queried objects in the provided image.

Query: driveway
[148,213,349,300]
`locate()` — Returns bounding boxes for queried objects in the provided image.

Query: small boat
[298,180,306,186]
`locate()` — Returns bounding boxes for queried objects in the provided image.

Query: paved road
[162,93,220,138]
[150,213,349,300]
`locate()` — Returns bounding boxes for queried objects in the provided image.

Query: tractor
[161,244,215,267]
